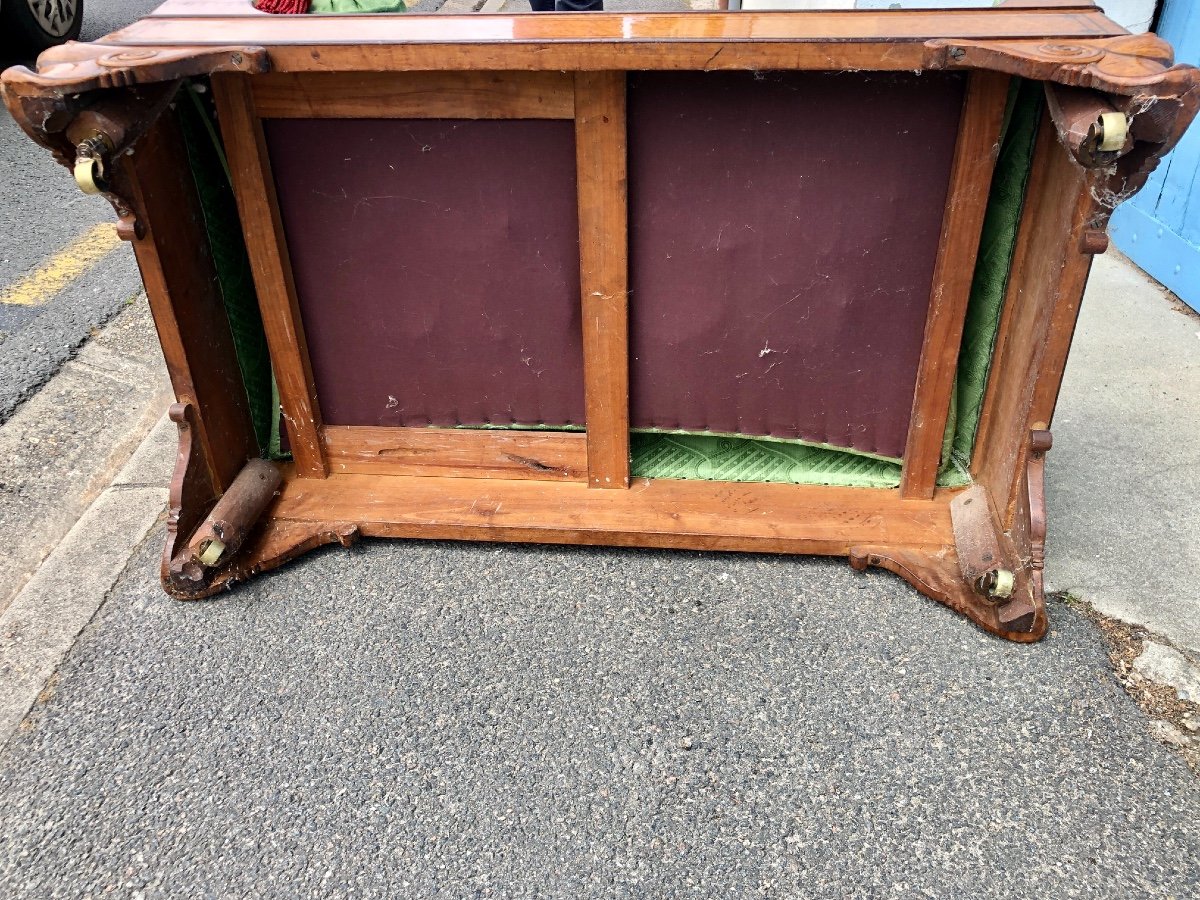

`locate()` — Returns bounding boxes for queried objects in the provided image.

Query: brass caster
[975,567,1015,601]
[72,133,114,195]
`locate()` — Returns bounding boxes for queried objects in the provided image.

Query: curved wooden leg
[849,430,1053,642]
[161,402,359,600]
[849,544,1046,642]
[169,518,361,600]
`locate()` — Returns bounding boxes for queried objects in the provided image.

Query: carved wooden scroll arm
[926,33,1200,205]
[1,45,270,239]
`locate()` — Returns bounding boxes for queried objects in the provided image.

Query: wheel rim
[26,0,78,37]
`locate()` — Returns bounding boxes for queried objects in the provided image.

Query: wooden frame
[4,4,1198,642]
[900,70,1010,499]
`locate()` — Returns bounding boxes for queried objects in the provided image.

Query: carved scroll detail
[162,403,220,596]
[927,34,1200,214]
[2,43,269,94]
[925,33,1196,95]
[1,45,270,238]
[1025,430,1052,605]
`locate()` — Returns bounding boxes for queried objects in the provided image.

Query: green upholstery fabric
[179,85,276,455]
[310,0,406,11]
[950,78,1043,465]
[629,433,971,489]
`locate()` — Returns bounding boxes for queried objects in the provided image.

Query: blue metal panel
[1109,0,1200,312]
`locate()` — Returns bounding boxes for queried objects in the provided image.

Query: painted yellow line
[0,223,122,307]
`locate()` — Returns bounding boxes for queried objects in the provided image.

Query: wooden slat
[251,71,575,119]
[211,73,328,478]
[971,113,1095,527]
[1028,222,1098,427]
[124,111,258,493]
[574,71,630,490]
[322,426,588,482]
[266,42,932,75]
[270,469,958,554]
[899,70,1011,499]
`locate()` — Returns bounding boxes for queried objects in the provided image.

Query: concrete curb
[0,413,173,749]
[0,299,171,614]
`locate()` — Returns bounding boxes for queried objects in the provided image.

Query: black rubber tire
[1,0,84,55]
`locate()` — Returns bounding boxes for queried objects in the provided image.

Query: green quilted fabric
[178,85,275,455]
[629,433,970,489]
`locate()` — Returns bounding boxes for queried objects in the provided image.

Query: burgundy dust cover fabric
[264,118,585,428]
[627,72,965,459]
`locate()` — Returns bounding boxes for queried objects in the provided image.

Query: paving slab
[0,531,1197,899]
[0,299,170,614]
[1046,252,1200,654]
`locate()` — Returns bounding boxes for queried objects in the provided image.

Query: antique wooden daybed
[3,1,1197,640]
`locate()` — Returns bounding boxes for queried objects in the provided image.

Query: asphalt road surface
[1,531,1198,898]
[0,0,164,420]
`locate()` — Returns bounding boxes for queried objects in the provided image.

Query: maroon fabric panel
[264,118,584,428]
[628,72,965,459]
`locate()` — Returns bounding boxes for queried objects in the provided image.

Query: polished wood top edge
[99,11,1127,45]
[146,0,1104,16]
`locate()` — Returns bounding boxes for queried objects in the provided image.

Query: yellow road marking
[0,223,122,307]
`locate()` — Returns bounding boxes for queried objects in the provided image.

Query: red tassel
[254,0,309,13]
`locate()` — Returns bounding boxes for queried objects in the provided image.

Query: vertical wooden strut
[212,73,328,478]
[574,71,631,489]
[900,70,1010,499]
[971,114,1096,529]
[124,112,257,495]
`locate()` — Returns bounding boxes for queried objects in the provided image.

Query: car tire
[1,0,84,54]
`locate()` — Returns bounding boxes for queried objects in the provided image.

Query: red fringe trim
[254,0,309,13]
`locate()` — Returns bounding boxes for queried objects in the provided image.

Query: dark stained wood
[322,426,588,482]
[575,71,630,490]
[251,71,575,119]
[950,484,1016,597]
[124,110,258,493]
[211,72,328,478]
[180,459,282,566]
[161,403,220,597]
[1024,429,1053,604]
[900,70,1010,499]
[849,543,1045,642]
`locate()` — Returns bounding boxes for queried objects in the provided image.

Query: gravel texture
[1,532,1198,899]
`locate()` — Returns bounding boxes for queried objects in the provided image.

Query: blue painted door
[1109,0,1200,313]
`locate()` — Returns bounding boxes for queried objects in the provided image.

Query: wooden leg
[161,401,359,600]
[850,431,1054,642]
